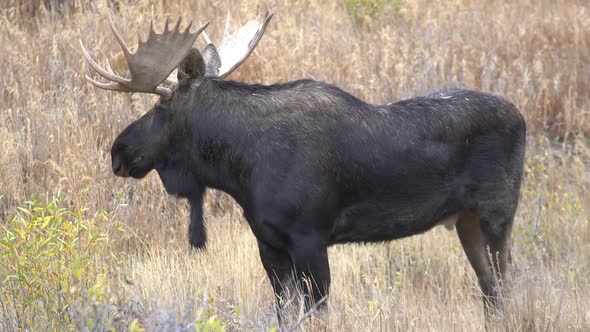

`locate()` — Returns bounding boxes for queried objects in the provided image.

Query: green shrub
[0,197,120,330]
[195,315,226,332]
[345,0,403,26]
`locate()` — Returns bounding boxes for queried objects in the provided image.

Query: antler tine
[85,72,172,98]
[108,14,131,57]
[80,40,131,85]
[85,75,128,92]
[184,20,195,35]
[201,28,212,44]
[223,11,232,39]
[163,17,170,33]
[138,30,145,45]
[249,11,273,47]
[147,20,154,40]
[172,17,182,33]
[105,58,116,74]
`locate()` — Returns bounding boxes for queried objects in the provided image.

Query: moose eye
[154,105,166,114]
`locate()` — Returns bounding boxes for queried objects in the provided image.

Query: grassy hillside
[1,0,589,330]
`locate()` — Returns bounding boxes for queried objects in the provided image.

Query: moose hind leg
[456,212,512,319]
[480,211,514,302]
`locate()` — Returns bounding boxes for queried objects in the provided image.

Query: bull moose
[81,12,526,321]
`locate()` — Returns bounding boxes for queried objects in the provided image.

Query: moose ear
[201,44,221,76]
[177,48,206,85]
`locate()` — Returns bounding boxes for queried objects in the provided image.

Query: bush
[0,197,119,331]
[345,0,403,27]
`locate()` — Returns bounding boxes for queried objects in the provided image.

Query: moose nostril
[132,156,144,164]
[112,156,122,175]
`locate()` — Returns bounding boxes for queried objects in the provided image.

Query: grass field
[1,0,589,330]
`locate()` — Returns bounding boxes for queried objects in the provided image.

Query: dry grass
[1,0,589,330]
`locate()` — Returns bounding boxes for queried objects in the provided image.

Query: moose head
[81,12,272,180]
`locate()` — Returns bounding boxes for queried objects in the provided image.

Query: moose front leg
[289,240,331,313]
[257,241,296,323]
[259,237,331,325]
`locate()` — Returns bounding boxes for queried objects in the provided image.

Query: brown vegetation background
[1,0,589,330]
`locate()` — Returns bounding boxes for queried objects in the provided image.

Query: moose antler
[81,15,208,98]
[201,11,273,79]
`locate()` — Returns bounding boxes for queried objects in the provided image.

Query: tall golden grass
[1,0,589,330]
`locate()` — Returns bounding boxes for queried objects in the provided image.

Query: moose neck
[162,78,274,206]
